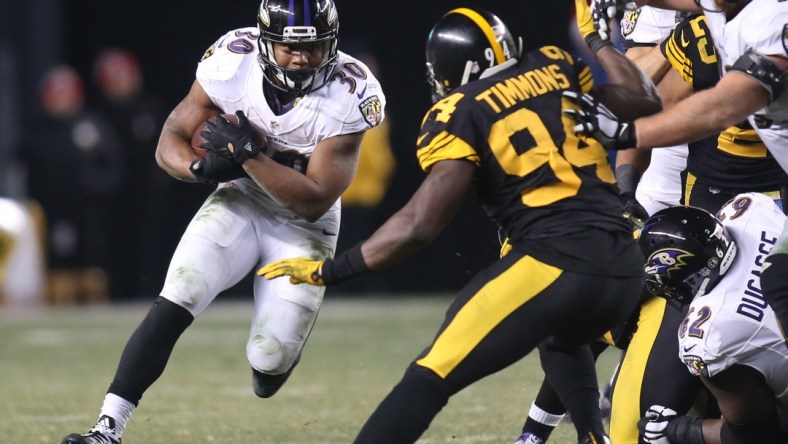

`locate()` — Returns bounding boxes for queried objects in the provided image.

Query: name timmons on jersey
[737,230,777,322]
[474,47,575,114]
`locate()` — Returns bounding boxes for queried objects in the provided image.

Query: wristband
[615,163,640,195]
[584,32,613,54]
[615,122,638,151]
[321,243,370,285]
[667,416,705,444]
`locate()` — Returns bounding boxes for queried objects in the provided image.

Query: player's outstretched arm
[259,159,475,285]
[633,69,774,149]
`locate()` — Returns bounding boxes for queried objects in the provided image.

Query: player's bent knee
[246,336,294,373]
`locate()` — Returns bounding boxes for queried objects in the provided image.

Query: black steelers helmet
[257,0,339,94]
[639,206,737,304]
[425,8,520,102]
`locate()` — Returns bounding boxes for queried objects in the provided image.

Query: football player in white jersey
[566,0,788,352]
[618,6,687,218]
[637,193,788,443]
[60,1,385,443]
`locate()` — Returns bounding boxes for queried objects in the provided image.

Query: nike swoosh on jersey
[357,84,368,99]
[683,344,697,353]
[680,31,690,48]
[322,228,337,236]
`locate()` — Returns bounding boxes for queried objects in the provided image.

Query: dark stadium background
[1,0,573,297]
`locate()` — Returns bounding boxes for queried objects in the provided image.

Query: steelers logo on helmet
[425,7,520,102]
[256,0,339,94]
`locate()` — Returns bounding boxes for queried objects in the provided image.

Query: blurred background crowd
[0,0,577,305]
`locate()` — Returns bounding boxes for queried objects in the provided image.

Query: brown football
[191,113,241,159]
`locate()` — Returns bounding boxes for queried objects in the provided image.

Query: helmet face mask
[257,0,339,94]
[425,8,518,102]
[639,206,737,305]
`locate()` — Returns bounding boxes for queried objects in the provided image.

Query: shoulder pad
[729,49,788,101]
[198,28,259,82]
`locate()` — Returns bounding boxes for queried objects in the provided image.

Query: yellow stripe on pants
[417,255,562,378]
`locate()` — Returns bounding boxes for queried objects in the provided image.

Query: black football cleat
[61,415,121,444]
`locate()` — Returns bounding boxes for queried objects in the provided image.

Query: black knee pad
[402,364,453,399]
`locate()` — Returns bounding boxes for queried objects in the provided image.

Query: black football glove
[621,191,649,228]
[189,150,248,185]
[563,91,637,151]
[201,110,262,165]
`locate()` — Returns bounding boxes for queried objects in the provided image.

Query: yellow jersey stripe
[417,131,481,171]
[717,126,767,157]
[665,38,693,85]
[416,256,562,378]
[578,66,594,93]
[449,8,505,64]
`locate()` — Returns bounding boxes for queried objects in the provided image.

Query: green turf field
[0,294,618,443]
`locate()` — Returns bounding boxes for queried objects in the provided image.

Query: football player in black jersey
[661,14,788,211]
[258,7,660,444]
[518,6,788,444]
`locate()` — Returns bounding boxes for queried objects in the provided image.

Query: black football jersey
[415,46,633,261]
[661,15,787,189]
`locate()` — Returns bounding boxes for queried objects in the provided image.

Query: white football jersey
[678,192,788,407]
[636,145,688,216]
[620,6,686,216]
[196,27,386,217]
[620,6,680,45]
[698,0,788,163]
